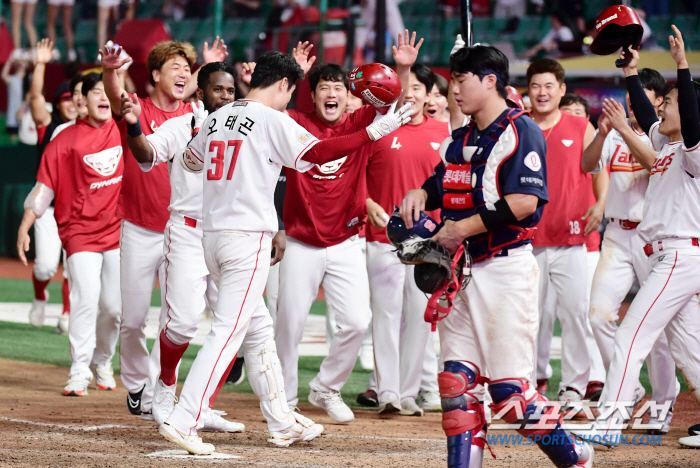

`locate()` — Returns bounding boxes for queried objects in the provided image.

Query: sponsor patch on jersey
[83,146,122,177]
[316,156,347,174]
[298,132,312,143]
[361,89,386,107]
[233,101,248,107]
[523,151,541,171]
[346,216,359,230]
[519,174,544,188]
[562,139,574,147]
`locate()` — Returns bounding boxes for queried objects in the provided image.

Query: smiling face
[658,88,680,138]
[86,82,112,124]
[626,88,662,127]
[198,71,236,113]
[72,81,88,119]
[312,79,348,125]
[404,72,429,124]
[560,102,586,118]
[528,72,566,116]
[153,55,192,101]
[424,83,449,121]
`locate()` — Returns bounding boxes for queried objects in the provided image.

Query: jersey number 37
[207,140,244,181]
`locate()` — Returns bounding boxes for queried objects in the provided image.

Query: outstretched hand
[392,29,423,68]
[601,98,627,133]
[669,25,688,68]
[120,92,141,125]
[292,41,316,75]
[203,37,229,64]
[240,62,255,86]
[100,45,133,70]
[620,48,640,76]
[35,38,54,65]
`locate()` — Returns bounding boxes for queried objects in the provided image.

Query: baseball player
[17,72,123,396]
[579,28,700,443]
[26,39,77,330]
[117,60,246,432]
[580,68,680,428]
[526,58,602,412]
[363,62,448,416]
[400,43,592,468]
[159,51,411,454]
[101,39,227,418]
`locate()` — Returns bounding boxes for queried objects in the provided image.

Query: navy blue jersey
[422,108,548,261]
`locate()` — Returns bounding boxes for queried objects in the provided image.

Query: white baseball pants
[33,206,62,282]
[266,261,280,325]
[589,223,679,405]
[167,230,295,435]
[534,245,590,394]
[440,245,540,385]
[366,241,432,402]
[597,242,700,433]
[421,335,440,393]
[275,235,371,404]
[118,220,167,395]
[66,249,121,379]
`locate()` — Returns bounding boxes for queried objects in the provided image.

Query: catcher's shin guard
[440,361,487,468]
[489,379,579,468]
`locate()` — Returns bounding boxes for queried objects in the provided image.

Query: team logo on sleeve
[83,146,123,177]
[524,151,541,171]
[298,132,312,143]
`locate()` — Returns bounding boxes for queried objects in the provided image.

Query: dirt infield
[1,359,699,467]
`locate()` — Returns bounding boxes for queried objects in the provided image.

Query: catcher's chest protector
[438,109,535,262]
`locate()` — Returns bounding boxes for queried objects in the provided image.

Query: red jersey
[285,105,376,247]
[36,118,124,257]
[532,111,590,247]
[365,116,448,244]
[116,98,190,232]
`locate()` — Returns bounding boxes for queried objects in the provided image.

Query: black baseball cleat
[226,357,245,385]
[356,389,378,407]
[127,385,145,415]
[689,423,700,436]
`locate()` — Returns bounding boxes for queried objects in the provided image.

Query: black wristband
[126,122,143,138]
[479,198,518,232]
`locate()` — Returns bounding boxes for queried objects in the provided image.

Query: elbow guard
[479,198,518,232]
[181,147,203,174]
[24,182,54,218]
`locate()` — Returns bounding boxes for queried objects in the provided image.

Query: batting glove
[190,100,209,136]
[451,34,466,56]
[366,103,413,141]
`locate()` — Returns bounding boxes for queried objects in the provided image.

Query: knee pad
[489,378,578,468]
[244,340,293,423]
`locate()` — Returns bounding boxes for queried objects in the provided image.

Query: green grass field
[0,277,685,407]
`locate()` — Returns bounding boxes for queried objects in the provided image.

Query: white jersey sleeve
[143,114,192,172]
[262,107,318,172]
[648,120,668,152]
[681,140,700,177]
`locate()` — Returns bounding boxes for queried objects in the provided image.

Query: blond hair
[147,41,197,86]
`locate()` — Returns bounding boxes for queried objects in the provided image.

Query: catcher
[398,44,593,468]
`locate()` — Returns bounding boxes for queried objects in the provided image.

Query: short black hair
[81,72,103,96]
[527,58,565,85]
[669,80,700,113]
[69,73,83,94]
[197,61,236,90]
[433,73,448,97]
[411,63,435,94]
[250,51,304,90]
[450,45,509,99]
[560,93,590,117]
[638,68,667,98]
[308,64,349,93]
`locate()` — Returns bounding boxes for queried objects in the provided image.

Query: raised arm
[581,114,611,173]
[602,98,656,171]
[29,39,54,128]
[120,93,153,164]
[185,37,229,98]
[1,57,13,86]
[100,45,132,116]
[670,26,700,150]
[393,30,423,109]
[622,50,658,136]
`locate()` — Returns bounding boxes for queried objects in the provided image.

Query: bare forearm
[617,124,655,171]
[395,65,410,108]
[103,68,125,116]
[582,133,605,173]
[127,134,154,164]
[29,63,50,126]
[19,208,37,234]
[591,170,609,205]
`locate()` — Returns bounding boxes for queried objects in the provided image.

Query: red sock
[159,330,189,386]
[209,353,237,409]
[61,278,70,315]
[32,272,50,301]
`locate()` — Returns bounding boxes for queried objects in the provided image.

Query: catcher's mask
[421,244,471,331]
[590,5,643,68]
[386,206,441,247]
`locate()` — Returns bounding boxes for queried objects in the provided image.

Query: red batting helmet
[505,86,525,109]
[590,5,644,58]
[349,63,402,108]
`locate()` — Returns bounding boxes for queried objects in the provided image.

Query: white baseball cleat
[63,374,91,396]
[632,384,646,408]
[399,398,424,416]
[647,410,673,434]
[308,389,354,423]
[159,422,214,455]
[378,393,401,415]
[417,390,442,412]
[572,439,594,467]
[201,410,245,433]
[29,292,48,328]
[268,412,324,447]
[153,379,178,425]
[570,426,620,448]
[93,364,116,391]
[55,312,69,335]
[679,434,700,448]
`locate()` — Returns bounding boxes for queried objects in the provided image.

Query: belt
[643,238,699,257]
[170,212,202,230]
[610,218,640,230]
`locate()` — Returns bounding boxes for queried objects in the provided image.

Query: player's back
[191,100,317,233]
